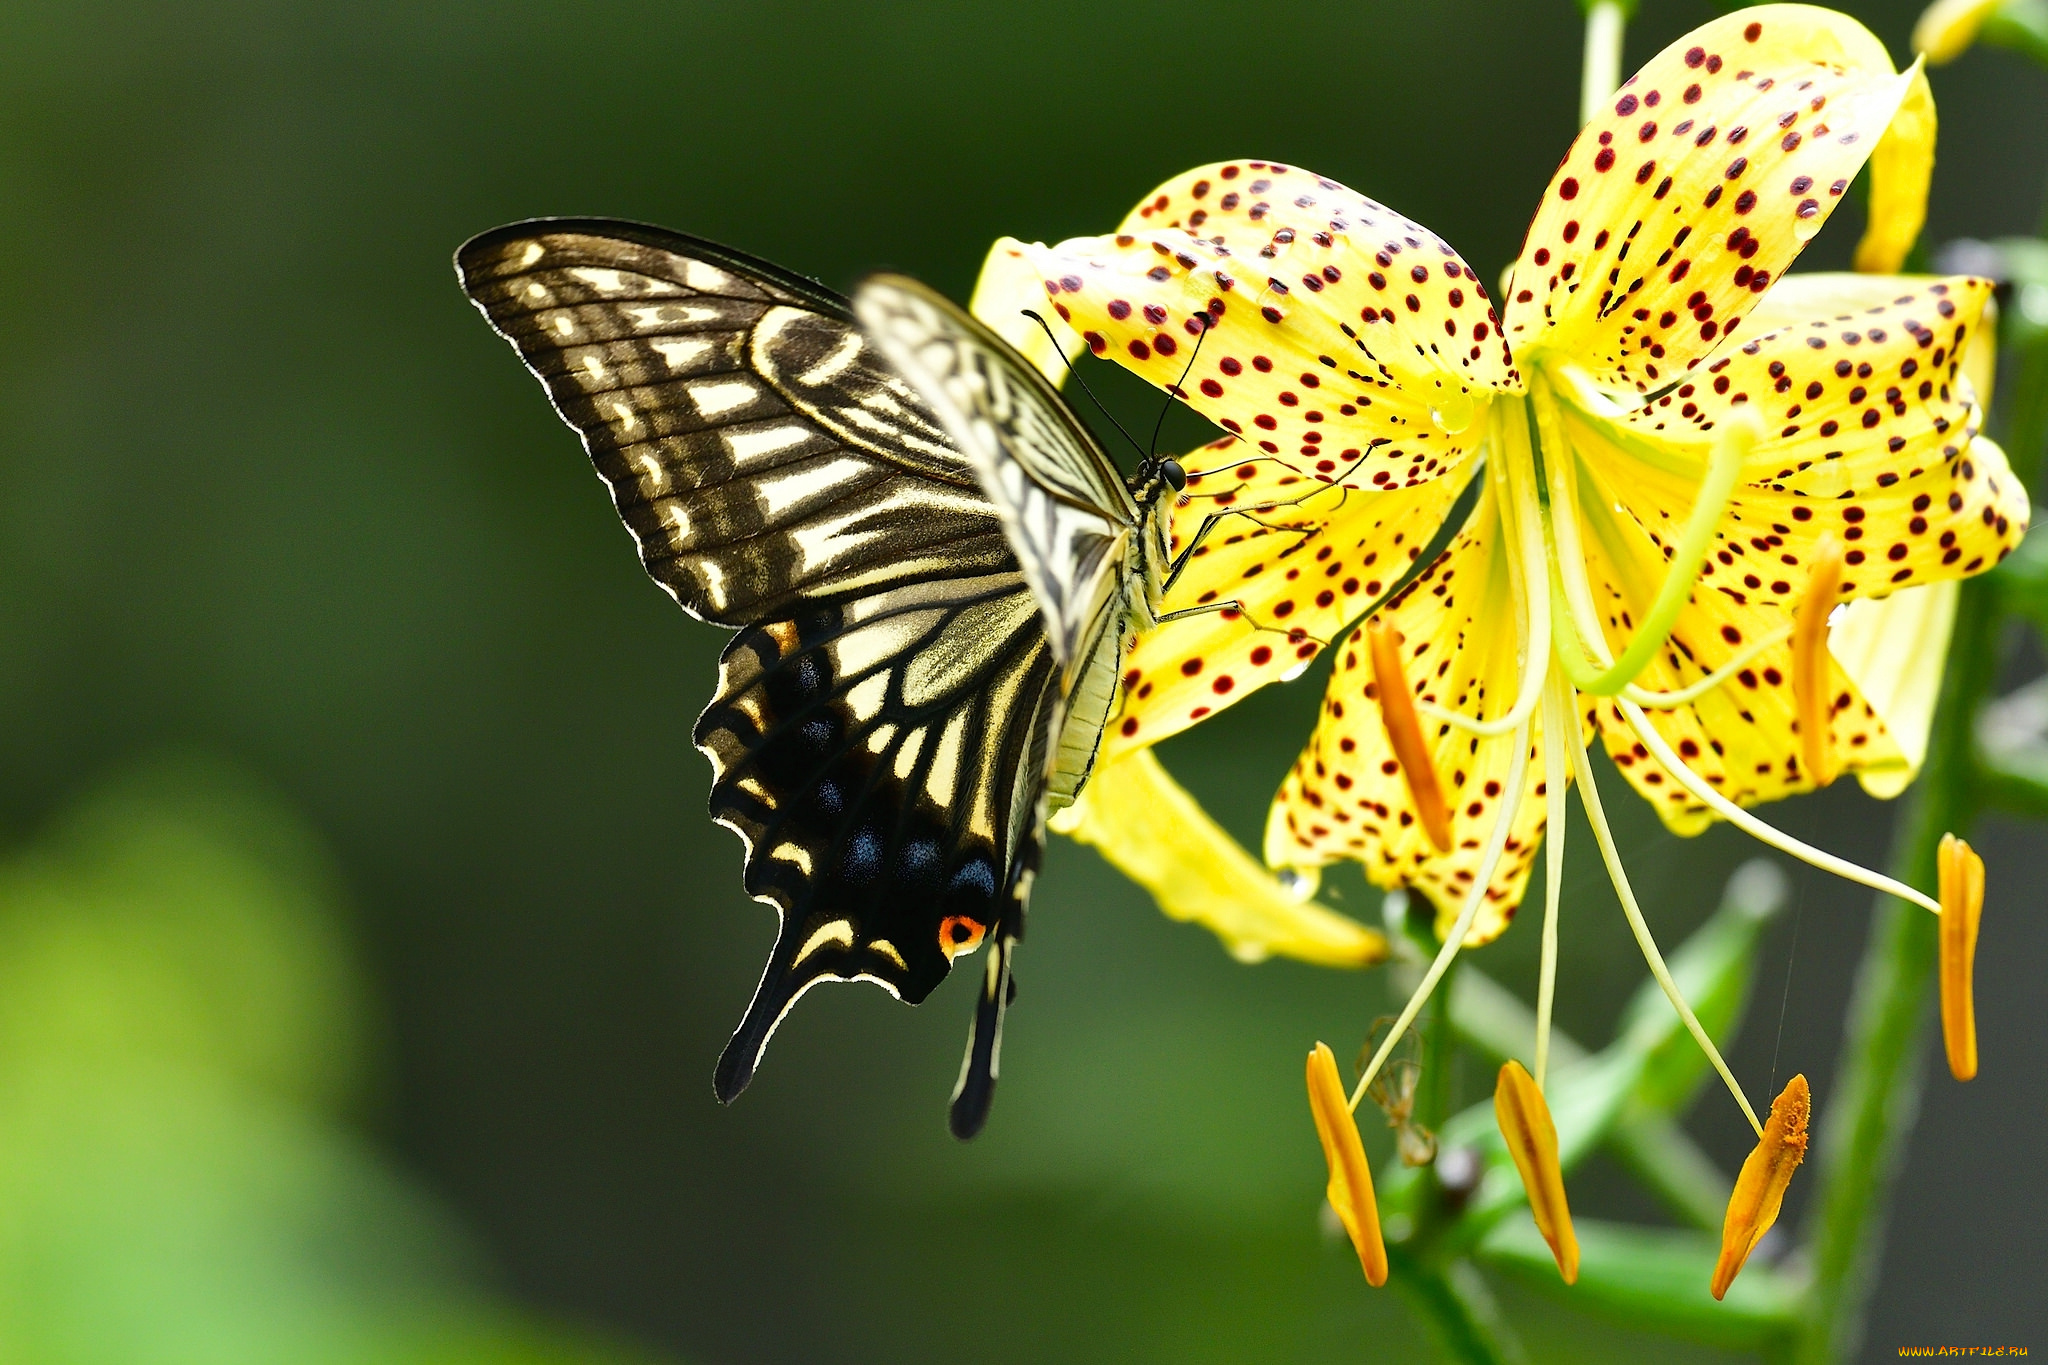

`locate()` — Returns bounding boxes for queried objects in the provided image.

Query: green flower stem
[1791,573,1997,1364]
[1391,1246,1527,1365]
[1578,0,1629,127]
[2001,339,2048,481]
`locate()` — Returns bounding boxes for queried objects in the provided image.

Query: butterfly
[457,219,1263,1137]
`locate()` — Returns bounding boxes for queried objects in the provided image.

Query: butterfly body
[458,222,1188,1138]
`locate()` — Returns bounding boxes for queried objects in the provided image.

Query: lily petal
[1102,448,1468,758]
[1853,63,1935,274]
[1112,163,1521,411]
[1268,486,1556,945]
[1914,0,2004,62]
[1610,276,2025,599]
[1506,7,1917,391]
[1563,435,1911,823]
[1050,750,1388,967]
[971,236,1085,382]
[1015,163,1516,490]
[1830,577,1959,798]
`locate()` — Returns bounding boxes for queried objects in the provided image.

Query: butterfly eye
[1159,458,1187,491]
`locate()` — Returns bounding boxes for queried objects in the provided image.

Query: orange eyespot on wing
[939,915,988,961]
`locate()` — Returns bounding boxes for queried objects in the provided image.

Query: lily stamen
[1616,697,1942,916]
[1938,832,1985,1081]
[1794,538,1848,788]
[1368,618,1455,853]
[1533,682,1570,1089]
[1495,1059,1579,1284]
[1619,624,1793,710]
[1307,1041,1388,1286]
[1564,675,1765,1135]
[1713,1074,1811,1300]
[1349,717,1533,1111]
[1538,396,1761,699]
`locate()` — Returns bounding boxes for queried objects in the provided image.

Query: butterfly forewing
[458,222,1015,626]
[457,220,1068,1135]
[855,275,1138,673]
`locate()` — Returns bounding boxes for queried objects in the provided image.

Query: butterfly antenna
[1148,311,1212,463]
[1020,309,1149,461]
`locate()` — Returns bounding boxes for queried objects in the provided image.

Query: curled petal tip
[1307,1042,1388,1286]
[1494,1060,1579,1284]
[1366,619,1454,853]
[1913,0,2002,64]
[1713,1074,1811,1300]
[1853,63,1935,275]
[1938,833,1985,1081]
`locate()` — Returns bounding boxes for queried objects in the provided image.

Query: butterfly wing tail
[948,933,1017,1140]
[712,925,820,1105]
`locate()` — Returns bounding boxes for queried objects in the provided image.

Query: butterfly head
[1132,454,1187,507]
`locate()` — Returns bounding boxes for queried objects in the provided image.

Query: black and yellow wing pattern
[855,275,1157,813]
[456,220,1064,1136]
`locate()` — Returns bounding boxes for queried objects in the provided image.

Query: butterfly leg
[948,932,1016,1140]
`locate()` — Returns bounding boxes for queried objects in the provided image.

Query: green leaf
[1982,0,2048,70]
[1477,1217,1800,1350]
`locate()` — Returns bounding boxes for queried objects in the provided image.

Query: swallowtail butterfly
[458,220,1212,1137]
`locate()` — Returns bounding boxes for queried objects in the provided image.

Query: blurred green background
[0,0,2042,1360]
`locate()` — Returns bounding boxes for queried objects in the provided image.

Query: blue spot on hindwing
[842,827,881,885]
[896,838,941,889]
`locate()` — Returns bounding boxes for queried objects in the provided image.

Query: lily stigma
[975,5,2020,1290]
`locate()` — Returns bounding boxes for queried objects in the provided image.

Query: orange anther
[1792,537,1845,789]
[1713,1074,1810,1300]
[1306,1042,1388,1286]
[1494,1060,1579,1283]
[1938,833,1985,1081]
[1367,617,1454,852]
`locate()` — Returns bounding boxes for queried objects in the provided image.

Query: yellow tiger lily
[979,4,2018,1259]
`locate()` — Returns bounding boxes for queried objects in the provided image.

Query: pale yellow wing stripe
[856,275,1135,673]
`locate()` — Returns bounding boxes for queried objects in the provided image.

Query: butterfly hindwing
[697,570,1060,1117]
[458,221,1069,1133]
